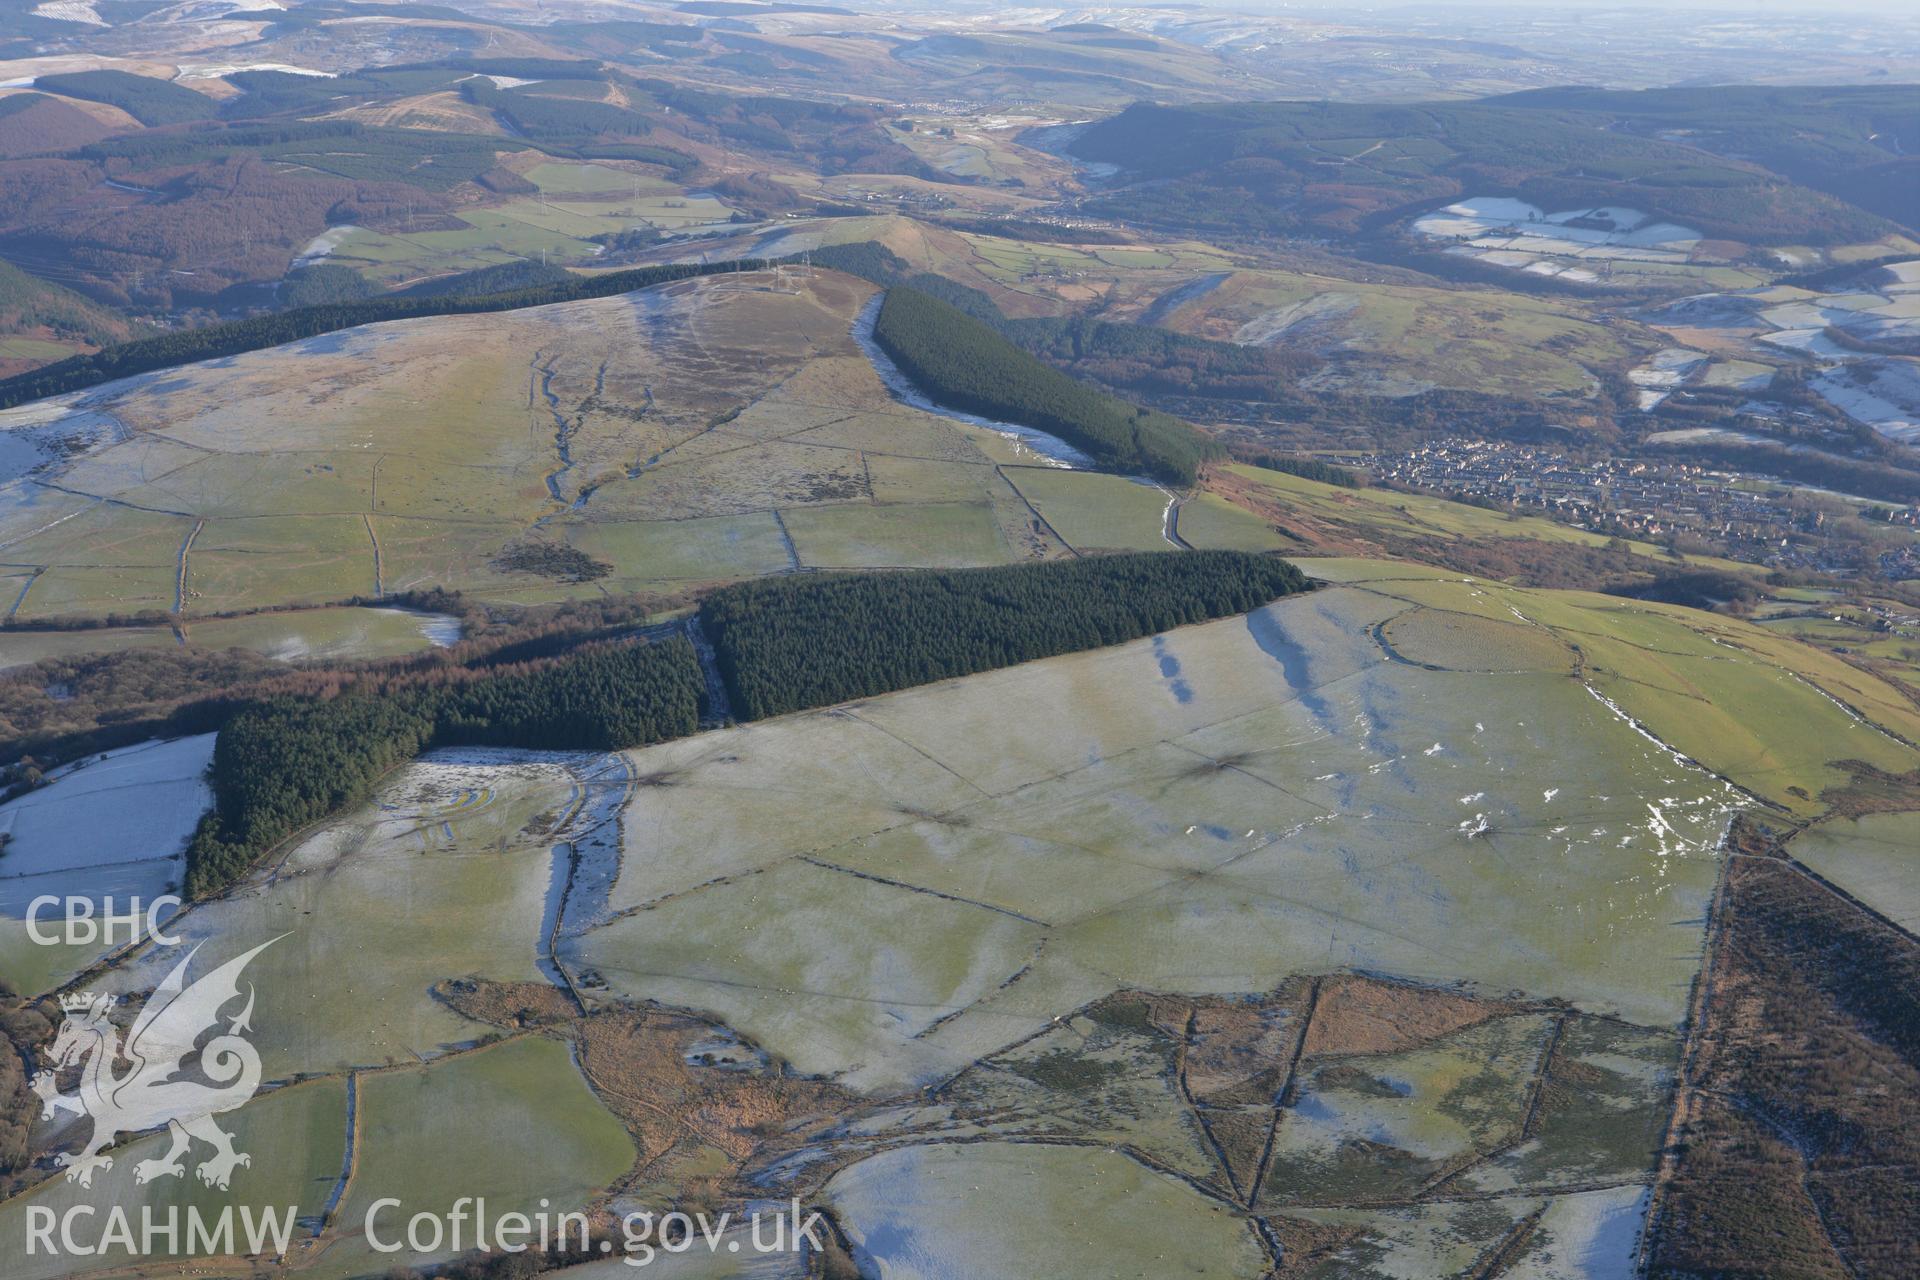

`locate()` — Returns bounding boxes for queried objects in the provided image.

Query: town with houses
[1347,437,1920,578]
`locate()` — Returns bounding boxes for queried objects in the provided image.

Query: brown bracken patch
[1643,854,1920,1278]
[1817,759,1920,820]
[1301,973,1512,1058]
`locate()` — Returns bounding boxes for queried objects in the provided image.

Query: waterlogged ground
[11,568,1915,1278]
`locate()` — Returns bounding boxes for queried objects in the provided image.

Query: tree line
[700,551,1310,720]
[0,258,772,409]
[871,285,1218,485]
[460,78,654,141]
[183,636,704,897]
[25,549,1313,896]
[35,70,217,127]
[1648,438,1920,506]
[1232,451,1362,488]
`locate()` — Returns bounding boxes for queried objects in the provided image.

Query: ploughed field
[6,566,1913,1278]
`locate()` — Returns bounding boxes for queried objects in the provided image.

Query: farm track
[996,465,1079,555]
[684,614,734,725]
[770,508,801,572]
[363,514,383,598]
[4,567,41,620]
[173,518,203,614]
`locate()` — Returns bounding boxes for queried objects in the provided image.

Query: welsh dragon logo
[31,938,278,1190]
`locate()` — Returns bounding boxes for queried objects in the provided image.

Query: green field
[1174,492,1292,552]
[1303,558,1920,813]
[1790,813,1919,929]
[1219,463,1754,573]
[0,271,1104,620]
[320,171,736,287]
[0,1079,347,1280]
[828,1143,1267,1280]
[1127,266,1638,399]
[1007,468,1174,552]
[329,1037,634,1273]
[0,602,455,670]
[780,499,1010,568]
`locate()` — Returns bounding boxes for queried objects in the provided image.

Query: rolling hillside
[0,258,135,375]
[1070,97,1903,247]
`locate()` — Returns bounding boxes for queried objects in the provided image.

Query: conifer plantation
[871,285,1218,485]
[183,636,704,896]
[701,551,1309,719]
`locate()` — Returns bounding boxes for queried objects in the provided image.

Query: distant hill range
[1071,86,1920,245]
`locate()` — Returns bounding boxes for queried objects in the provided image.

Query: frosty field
[3,562,1912,1278]
[0,734,212,996]
[0,269,1167,630]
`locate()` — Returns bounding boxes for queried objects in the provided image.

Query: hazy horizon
[1274,0,1920,15]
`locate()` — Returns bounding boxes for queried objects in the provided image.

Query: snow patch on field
[1628,347,1707,410]
[1415,198,1701,255]
[176,62,334,80]
[1812,360,1920,445]
[147,0,283,19]
[0,734,215,878]
[31,2,106,25]
[1512,1186,1650,1279]
[0,736,213,992]
[0,394,130,486]
[293,224,361,266]
[1416,197,1711,286]
[1759,328,1860,359]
